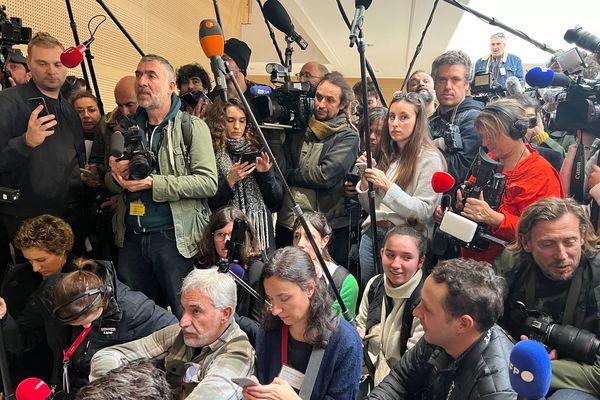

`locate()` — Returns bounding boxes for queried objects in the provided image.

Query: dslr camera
[430,115,464,151]
[111,117,156,181]
[513,301,600,365]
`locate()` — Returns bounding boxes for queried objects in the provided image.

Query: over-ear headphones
[485,104,528,141]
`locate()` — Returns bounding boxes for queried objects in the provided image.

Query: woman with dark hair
[0,258,176,397]
[292,212,358,318]
[243,247,362,400]
[197,206,266,325]
[205,97,283,251]
[356,92,445,288]
[356,225,426,388]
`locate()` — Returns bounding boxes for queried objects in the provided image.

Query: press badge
[129,201,145,216]
[279,364,304,390]
[500,67,506,76]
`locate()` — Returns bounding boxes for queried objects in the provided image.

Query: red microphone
[60,37,94,68]
[16,377,52,400]
[431,171,456,193]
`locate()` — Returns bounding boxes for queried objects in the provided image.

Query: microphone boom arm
[222,60,354,324]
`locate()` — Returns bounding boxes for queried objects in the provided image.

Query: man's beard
[417,89,435,104]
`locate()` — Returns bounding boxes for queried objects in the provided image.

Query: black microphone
[262,0,308,50]
[199,19,228,103]
[349,0,373,46]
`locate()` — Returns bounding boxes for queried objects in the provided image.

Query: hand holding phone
[231,376,258,388]
[25,97,57,148]
[356,162,367,174]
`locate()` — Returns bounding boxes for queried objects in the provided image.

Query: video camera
[530,27,600,132]
[110,117,155,181]
[0,5,32,88]
[435,148,508,252]
[471,71,507,105]
[512,301,600,365]
[248,62,315,131]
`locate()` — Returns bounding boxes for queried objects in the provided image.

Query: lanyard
[281,324,289,366]
[62,325,92,393]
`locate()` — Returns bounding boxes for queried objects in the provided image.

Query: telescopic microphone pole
[222,61,353,324]
[336,0,386,108]
[0,320,14,399]
[212,0,224,36]
[64,0,91,92]
[442,0,556,55]
[95,0,145,57]
[349,3,382,277]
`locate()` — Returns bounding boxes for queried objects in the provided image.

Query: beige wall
[3,0,248,110]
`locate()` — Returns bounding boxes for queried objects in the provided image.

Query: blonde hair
[27,32,64,57]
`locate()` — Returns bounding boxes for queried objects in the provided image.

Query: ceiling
[241,0,470,80]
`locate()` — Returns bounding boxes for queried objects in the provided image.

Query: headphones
[52,260,117,323]
[485,104,529,141]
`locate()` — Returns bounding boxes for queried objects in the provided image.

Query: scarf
[308,114,349,141]
[215,137,270,250]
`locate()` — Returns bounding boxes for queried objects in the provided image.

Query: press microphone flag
[60,37,94,68]
[509,340,552,399]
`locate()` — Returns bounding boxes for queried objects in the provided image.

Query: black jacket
[0,80,85,218]
[429,97,484,184]
[368,325,517,400]
[1,260,177,394]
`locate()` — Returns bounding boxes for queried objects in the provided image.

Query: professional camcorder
[435,148,508,252]
[248,63,315,131]
[111,118,155,181]
[0,5,32,88]
[471,71,507,104]
[528,27,600,132]
[513,301,600,365]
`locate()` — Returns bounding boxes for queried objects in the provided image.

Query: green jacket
[106,110,217,258]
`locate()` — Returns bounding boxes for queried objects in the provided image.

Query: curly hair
[204,97,260,152]
[510,197,599,260]
[261,247,339,348]
[431,258,506,331]
[75,360,171,400]
[197,206,262,267]
[13,214,74,255]
[175,63,212,92]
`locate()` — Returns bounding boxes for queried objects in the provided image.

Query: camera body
[249,80,315,131]
[113,119,156,181]
[513,302,600,365]
[0,5,32,88]
[430,115,464,151]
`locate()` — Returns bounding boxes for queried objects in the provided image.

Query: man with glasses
[475,32,524,89]
[297,61,329,86]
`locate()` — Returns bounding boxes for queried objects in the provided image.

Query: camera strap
[526,265,583,326]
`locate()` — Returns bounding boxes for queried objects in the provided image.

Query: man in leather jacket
[368,258,516,400]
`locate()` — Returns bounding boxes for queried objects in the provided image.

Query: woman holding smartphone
[205,98,283,251]
[243,247,362,400]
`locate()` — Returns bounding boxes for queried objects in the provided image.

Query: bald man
[297,61,328,86]
[113,76,138,119]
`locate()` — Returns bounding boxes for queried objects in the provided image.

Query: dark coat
[1,260,177,394]
[368,325,517,400]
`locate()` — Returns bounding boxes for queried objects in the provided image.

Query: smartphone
[231,377,258,388]
[346,172,360,185]
[356,162,367,174]
[240,148,264,164]
[28,96,50,118]
[79,168,95,177]
[181,91,211,108]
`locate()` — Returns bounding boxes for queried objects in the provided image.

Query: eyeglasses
[213,231,232,242]
[392,91,422,102]
[490,32,505,39]
[295,72,320,80]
